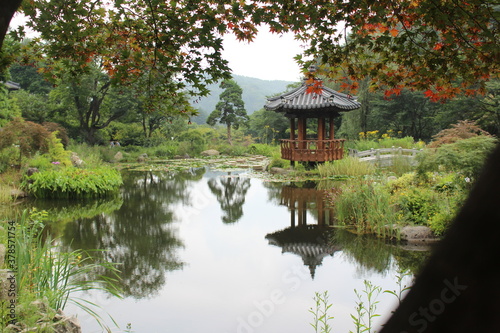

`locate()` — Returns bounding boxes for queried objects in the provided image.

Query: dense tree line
[4,58,500,146]
[0,0,498,146]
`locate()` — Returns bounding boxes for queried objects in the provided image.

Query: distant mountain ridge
[190,74,296,123]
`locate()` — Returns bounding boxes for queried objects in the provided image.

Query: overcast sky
[222,28,305,82]
[10,14,305,82]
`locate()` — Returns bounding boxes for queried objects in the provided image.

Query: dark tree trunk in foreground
[0,0,22,55]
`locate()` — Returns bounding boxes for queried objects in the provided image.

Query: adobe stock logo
[403,277,467,333]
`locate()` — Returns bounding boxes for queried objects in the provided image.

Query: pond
[31,167,430,333]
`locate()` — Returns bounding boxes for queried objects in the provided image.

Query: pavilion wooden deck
[280,139,346,162]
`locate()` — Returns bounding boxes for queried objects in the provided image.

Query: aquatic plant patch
[333,179,398,237]
[21,167,123,199]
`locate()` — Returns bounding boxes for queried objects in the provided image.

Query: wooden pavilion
[264,73,361,164]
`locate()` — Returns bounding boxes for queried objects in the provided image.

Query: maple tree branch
[452,0,496,33]
[383,0,436,57]
[143,0,159,68]
[426,0,484,55]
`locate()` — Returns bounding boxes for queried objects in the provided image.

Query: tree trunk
[227,123,232,145]
[0,0,22,61]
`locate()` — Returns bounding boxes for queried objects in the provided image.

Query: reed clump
[317,157,376,178]
[1,209,122,331]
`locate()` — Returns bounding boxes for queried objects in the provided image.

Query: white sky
[9,14,305,82]
[222,29,305,82]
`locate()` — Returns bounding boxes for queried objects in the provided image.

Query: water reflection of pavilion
[266,184,340,279]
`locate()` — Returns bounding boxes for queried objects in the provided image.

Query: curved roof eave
[264,83,361,113]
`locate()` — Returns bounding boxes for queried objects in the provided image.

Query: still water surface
[34,168,428,333]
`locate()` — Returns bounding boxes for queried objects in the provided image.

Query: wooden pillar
[317,199,325,225]
[318,117,325,151]
[298,204,304,225]
[329,117,335,139]
[298,117,307,150]
[290,208,296,227]
[301,201,307,225]
[290,118,296,140]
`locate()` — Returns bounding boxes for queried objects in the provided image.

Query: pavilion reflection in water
[266,183,340,279]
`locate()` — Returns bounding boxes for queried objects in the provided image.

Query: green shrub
[153,142,179,159]
[21,167,123,199]
[0,145,18,173]
[386,171,466,235]
[26,153,53,170]
[248,143,280,157]
[433,173,460,193]
[216,143,247,156]
[269,156,288,168]
[429,210,454,236]
[47,131,72,167]
[109,122,145,146]
[177,129,207,156]
[417,135,497,182]
[0,118,51,168]
[387,172,416,190]
[42,122,70,147]
[395,187,440,225]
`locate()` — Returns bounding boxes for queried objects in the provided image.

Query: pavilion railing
[280,139,346,162]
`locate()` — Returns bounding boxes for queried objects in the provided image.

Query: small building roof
[2,81,20,91]
[265,82,361,116]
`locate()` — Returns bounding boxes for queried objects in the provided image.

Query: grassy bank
[322,135,497,239]
[1,210,121,332]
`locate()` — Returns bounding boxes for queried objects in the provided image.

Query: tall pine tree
[207,79,248,145]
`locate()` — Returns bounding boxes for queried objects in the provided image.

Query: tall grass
[385,155,415,176]
[333,179,398,238]
[13,209,122,330]
[68,142,118,165]
[317,157,376,178]
[0,184,12,204]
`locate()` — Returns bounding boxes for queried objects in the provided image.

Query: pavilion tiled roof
[265,83,361,112]
[266,226,340,279]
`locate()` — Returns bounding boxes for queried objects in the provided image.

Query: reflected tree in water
[24,197,123,238]
[333,230,431,276]
[207,174,251,223]
[61,168,205,298]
